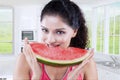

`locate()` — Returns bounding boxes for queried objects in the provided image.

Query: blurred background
[0,0,120,80]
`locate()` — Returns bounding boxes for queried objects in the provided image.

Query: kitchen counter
[94,53,120,80]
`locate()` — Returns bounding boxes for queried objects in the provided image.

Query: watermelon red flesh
[30,42,90,66]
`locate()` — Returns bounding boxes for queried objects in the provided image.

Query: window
[84,2,120,55]
[109,3,120,54]
[96,7,105,53]
[0,7,13,54]
[94,2,120,55]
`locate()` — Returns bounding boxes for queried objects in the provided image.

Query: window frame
[0,6,14,55]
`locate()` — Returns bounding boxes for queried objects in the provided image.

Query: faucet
[110,55,120,68]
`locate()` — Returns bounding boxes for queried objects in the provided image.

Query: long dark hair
[40,0,88,49]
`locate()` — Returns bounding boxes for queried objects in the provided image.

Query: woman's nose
[46,34,56,44]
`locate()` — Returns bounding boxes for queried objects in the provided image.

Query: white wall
[0,5,43,77]
[13,5,42,55]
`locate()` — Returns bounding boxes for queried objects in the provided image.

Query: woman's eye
[56,31,65,35]
[41,28,48,33]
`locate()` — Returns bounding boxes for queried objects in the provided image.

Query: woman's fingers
[67,49,94,80]
[78,48,94,67]
[27,44,37,62]
[23,38,28,54]
[78,49,94,69]
[84,48,94,61]
[23,38,36,64]
[24,37,29,45]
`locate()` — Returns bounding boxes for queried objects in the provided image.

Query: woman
[13,0,98,80]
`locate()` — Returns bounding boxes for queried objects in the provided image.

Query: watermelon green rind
[35,49,91,66]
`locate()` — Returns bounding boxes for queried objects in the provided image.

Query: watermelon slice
[30,42,91,66]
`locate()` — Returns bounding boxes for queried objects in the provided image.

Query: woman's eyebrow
[56,28,66,31]
[40,25,48,30]
[41,25,65,30]
[40,25,46,28]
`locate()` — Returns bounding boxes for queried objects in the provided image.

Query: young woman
[13,0,98,80]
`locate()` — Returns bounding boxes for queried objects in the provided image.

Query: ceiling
[0,0,120,7]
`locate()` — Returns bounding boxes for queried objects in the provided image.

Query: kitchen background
[0,0,120,80]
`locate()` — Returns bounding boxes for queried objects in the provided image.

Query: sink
[95,54,120,74]
[96,61,120,69]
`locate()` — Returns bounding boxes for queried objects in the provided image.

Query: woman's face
[40,15,77,48]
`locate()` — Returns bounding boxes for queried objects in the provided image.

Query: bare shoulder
[85,58,96,69]
[83,58,98,80]
[13,53,30,79]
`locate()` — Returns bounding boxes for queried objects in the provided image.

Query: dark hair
[40,0,88,49]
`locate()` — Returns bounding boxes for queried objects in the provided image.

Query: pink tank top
[40,64,83,80]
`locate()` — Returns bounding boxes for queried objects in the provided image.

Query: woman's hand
[67,49,94,80]
[23,38,41,79]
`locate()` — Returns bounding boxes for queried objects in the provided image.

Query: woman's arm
[83,58,98,80]
[13,53,30,80]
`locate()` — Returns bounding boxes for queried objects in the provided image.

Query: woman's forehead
[41,15,71,30]
[41,25,66,30]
